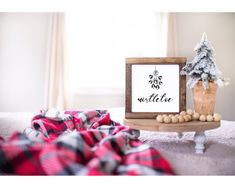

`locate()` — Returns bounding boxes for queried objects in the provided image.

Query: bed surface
[139,121,235,175]
[0,108,235,175]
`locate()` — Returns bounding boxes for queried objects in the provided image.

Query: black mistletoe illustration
[148,66,163,90]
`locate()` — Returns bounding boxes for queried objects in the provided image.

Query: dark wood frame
[125,57,187,119]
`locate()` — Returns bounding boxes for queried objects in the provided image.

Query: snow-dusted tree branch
[180,33,228,89]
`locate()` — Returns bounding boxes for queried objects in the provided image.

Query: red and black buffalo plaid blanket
[0,109,174,175]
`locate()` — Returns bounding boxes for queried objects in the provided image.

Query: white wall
[0,12,234,121]
[175,13,235,120]
[0,13,49,112]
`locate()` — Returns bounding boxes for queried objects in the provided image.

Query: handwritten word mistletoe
[181,33,227,89]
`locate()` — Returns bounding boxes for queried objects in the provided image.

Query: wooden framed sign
[125,57,187,119]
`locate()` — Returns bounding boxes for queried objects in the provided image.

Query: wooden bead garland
[156,109,222,123]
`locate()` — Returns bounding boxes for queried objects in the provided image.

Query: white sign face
[132,64,179,112]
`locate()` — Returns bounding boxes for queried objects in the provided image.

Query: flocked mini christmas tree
[181,32,226,89]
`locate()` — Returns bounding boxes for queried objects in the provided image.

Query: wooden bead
[187,109,194,115]
[213,113,222,122]
[164,116,171,123]
[214,116,221,122]
[162,114,168,118]
[178,115,185,123]
[174,114,179,118]
[206,115,213,122]
[180,111,186,116]
[187,115,192,121]
[171,116,179,123]
[168,114,174,118]
[199,115,206,122]
[183,115,190,122]
[156,115,164,123]
[192,112,200,120]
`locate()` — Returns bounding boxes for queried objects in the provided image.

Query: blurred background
[0,11,234,120]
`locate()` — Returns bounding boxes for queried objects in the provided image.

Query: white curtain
[159,12,178,57]
[166,13,178,56]
[44,12,68,110]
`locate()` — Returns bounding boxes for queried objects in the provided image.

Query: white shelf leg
[194,131,206,154]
